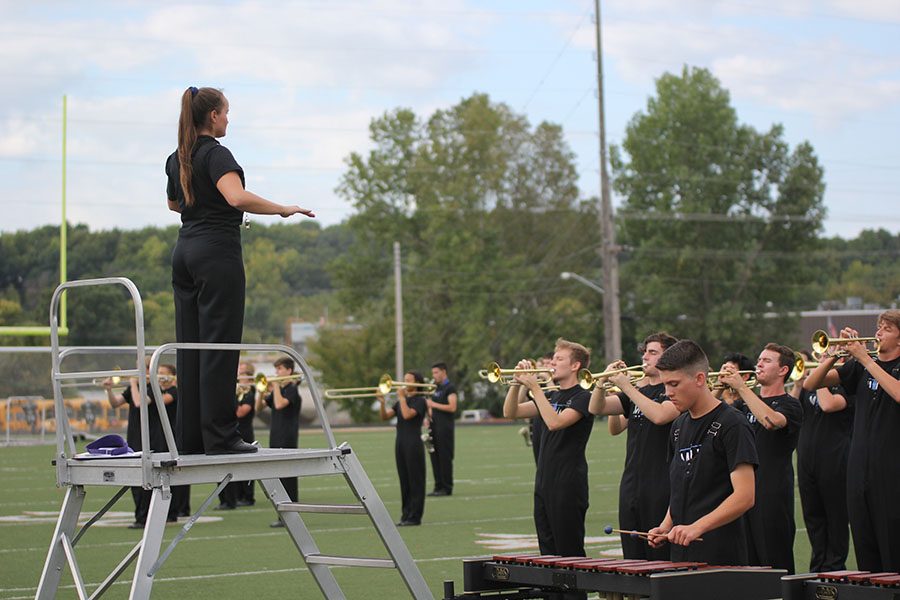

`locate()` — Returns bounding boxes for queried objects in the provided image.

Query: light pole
[560,271,605,296]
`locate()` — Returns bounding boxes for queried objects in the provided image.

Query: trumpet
[577,365,644,390]
[811,329,879,359]
[707,370,757,391]
[253,373,303,394]
[485,361,554,384]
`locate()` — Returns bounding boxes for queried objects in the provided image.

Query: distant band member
[713,352,754,406]
[217,362,257,510]
[721,343,802,573]
[427,362,457,497]
[791,350,850,572]
[804,310,900,571]
[378,371,428,526]
[649,340,757,566]
[504,339,593,577]
[589,332,679,560]
[257,357,301,526]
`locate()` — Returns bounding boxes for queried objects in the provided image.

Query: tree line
[1,66,897,417]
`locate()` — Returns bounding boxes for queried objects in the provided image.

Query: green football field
[0,423,821,599]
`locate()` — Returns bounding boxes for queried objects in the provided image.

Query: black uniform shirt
[838,356,900,479]
[430,380,457,427]
[534,385,593,490]
[122,384,175,452]
[618,382,672,498]
[668,402,758,563]
[737,393,802,493]
[165,136,245,233]
[236,386,256,441]
[392,394,427,441]
[265,382,301,448]
[796,386,851,471]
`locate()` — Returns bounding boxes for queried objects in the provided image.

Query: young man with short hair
[427,362,457,496]
[589,331,680,560]
[721,343,802,573]
[648,340,757,566]
[804,310,900,571]
[504,339,594,576]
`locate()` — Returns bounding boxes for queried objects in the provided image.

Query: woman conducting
[166,86,314,454]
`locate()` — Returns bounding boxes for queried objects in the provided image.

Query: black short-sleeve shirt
[534,385,594,490]
[265,382,301,448]
[392,394,427,441]
[430,380,457,428]
[736,393,802,492]
[122,384,175,452]
[165,136,245,232]
[236,386,256,441]
[797,386,850,471]
[617,382,672,498]
[838,356,900,480]
[668,402,758,565]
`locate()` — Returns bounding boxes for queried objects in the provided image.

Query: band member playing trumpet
[256,357,301,526]
[713,352,754,406]
[589,332,679,560]
[720,343,802,573]
[791,350,851,572]
[528,352,555,463]
[217,362,258,510]
[504,338,593,594]
[804,310,900,572]
[377,371,428,526]
[648,340,758,566]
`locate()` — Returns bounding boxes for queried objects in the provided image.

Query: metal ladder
[35,277,434,599]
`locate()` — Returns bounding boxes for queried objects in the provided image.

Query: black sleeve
[837,359,861,396]
[408,395,426,417]
[121,386,134,407]
[568,388,593,419]
[281,383,301,408]
[772,395,803,434]
[722,416,759,472]
[165,153,179,200]
[617,391,632,419]
[206,146,244,187]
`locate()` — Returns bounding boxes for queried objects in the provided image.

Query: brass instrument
[707,370,757,391]
[65,374,176,389]
[254,373,303,394]
[789,353,828,382]
[811,329,879,359]
[485,361,554,384]
[377,374,436,395]
[577,365,644,390]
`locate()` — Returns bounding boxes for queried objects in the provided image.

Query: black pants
[534,482,588,600]
[847,469,900,571]
[799,458,849,571]
[429,419,454,493]
[396,436,425,523]
[618,488,670,561]
[172,229,245,454]
[131,486,180,523]
[746,486,796,574]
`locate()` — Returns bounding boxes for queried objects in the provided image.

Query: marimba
[442,554,785,600]
[783,570,900,599]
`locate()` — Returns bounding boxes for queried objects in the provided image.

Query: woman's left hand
[279,205,316,218]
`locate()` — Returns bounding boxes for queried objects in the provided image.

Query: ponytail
[176,86,225,207]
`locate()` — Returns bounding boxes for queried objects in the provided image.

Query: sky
[1,0,898,239]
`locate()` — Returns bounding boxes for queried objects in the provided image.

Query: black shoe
[235,500,255,507]
[427,489,450,497]
[397,520,421,527]
[127,521,145,529]
[207,440,259,455]
[166,516,178,523]
[178,511,190,518]
[213,503,235,511]
[270,520,285,528]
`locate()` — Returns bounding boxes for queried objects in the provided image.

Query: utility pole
[393,241,404,381]
[594,0,622,362]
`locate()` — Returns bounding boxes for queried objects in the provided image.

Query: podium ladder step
[305,554,396,568]
[276,502,368,515]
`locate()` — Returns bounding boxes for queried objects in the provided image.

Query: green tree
[610,66,826,358]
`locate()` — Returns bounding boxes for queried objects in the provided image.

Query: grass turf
[0,423,822,599]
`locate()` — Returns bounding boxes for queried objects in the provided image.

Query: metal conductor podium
[35,277,434,600]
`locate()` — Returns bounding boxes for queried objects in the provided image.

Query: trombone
[707,370,757,391]
[484,361,554,384]
[577,365,644,390]
[324,374,435,400]
[811,329,879,359]
[377,374,435,395]
[253,373,303,394]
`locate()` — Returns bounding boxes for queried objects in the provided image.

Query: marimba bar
[445,555,785,600]
[783,570,900,599]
